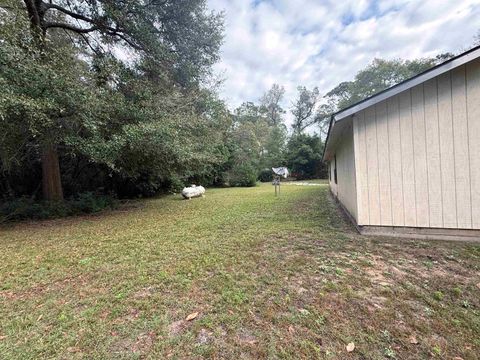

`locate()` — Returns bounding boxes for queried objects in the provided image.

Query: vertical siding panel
[337,124,358,221]
[387,96,405,226]
[354,112,369,225]
[375,101,393,225]
[451,65,472,229]
[466,60,480,229]
[424,79,443,227]
[399,90,416,226]
[438,72,457,228]
[411,84,429,227]
[365,106,381,225]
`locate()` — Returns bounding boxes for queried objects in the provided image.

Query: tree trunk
[41,143,63,201]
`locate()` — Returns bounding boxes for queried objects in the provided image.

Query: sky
[207,0,480,129]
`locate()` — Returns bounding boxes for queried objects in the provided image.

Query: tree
[291,86,320,133]
[286,134,325,179]
[233,102,264,124]
[1,11,105,201]
[261,125,287,168]
[474,30,480,47]
[1,0,224,200]
[314,101,336,140]
[259,84,285,126]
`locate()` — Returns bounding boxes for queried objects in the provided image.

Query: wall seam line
[364,114,371,225]
[450,71,458,228]
[436,77,444,227]
[410,89,417,227]
[386,100,394,225]
[374,105,382,224]
[464,65,473,228]
[398,96,405,226]
[422,83,430,227]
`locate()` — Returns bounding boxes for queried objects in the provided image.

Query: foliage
[225,86,288,186]
[259,84,286,126]
[226,162,257,187]
[0,0,228,201]
[286,134,325,180]
[261,124,287,169]
[475,30,480,47]
[290,86,320,133]
[0,192,117,223]
[258,168,273,182]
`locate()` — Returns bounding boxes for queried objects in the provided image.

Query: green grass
[0,182,479,359]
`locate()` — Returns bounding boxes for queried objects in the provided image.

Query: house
[323,45,480,241]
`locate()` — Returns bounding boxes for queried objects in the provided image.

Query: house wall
[353,58,480,229]
[330,123,358,221]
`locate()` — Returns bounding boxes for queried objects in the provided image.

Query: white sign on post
[272,167,288,196]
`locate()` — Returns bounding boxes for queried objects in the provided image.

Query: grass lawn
[1,182,479,359]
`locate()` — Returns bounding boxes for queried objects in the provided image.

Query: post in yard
[272,167,288,196]
[273,176,280,196]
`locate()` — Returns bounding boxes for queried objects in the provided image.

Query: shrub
[71,192,117,213]
[258,168,273,182]
[0,193,117,223]
[227,163,257,187]
[165,175,185,193]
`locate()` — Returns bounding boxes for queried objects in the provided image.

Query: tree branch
[45,21,100,33]
[43,3,143,50]
[44,3,99,26]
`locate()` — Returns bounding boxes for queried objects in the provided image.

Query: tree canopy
[0,0,227,200]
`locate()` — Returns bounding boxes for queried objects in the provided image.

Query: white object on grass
[181,185,205,199]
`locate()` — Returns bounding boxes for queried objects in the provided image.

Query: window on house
[334,155,337,184]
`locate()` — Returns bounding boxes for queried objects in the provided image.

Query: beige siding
[424,78,443,227]
[399,90,417,226]
[411,84,429,227]
[334,123,358,221]
[438,72,457,228]
[365,106,381,224]
[387,95,405,226]
[467,60,480,228]
[353,112,369,224]
[452,66,472,228]
[375,101,393,226]
[353,59,480,229]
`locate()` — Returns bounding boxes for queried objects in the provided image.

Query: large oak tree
[2,0,223,200]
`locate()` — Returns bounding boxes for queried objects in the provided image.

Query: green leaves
[0,1,227,199]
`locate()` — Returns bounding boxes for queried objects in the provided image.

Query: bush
[258,168,273,182]
[165,175,185,193]
[0,193,117,223]
[227,163,257,187]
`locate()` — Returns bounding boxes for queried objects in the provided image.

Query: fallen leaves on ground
[185,312,199,321]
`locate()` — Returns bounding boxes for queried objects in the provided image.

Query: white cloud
[207,0,480,130]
